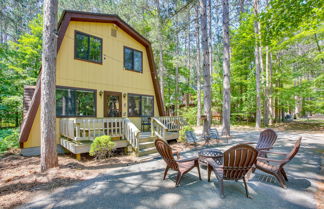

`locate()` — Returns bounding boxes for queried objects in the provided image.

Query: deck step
[137,147,157,157]
[139,136,157,143]
[139,141,155,149]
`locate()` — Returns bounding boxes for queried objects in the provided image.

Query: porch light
[99,90,103,97]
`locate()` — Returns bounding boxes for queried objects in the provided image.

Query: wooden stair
[137,132,158,157]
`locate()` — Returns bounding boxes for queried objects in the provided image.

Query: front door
[104,91,122,117]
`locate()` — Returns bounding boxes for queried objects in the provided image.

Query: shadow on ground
[20,130,323,209]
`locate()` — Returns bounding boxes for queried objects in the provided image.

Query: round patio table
[198,148,223,166]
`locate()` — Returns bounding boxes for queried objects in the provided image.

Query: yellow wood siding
[24,21,159,148]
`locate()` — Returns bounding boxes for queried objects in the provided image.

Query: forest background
[0,0,323,152]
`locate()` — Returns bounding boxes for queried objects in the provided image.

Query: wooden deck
[59,117,183,158]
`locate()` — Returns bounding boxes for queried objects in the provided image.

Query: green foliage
[178,125,194,142]
[179,107,197,126]
[0,14,43,127]
[89,135,116,160]
[0,128,19,153]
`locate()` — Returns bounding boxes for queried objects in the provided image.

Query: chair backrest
[141,117,151,124]
[185,131,197,143]
[155,139,179,170]
[256,129,277,150]
[210,128,219,139]
[282,137,302,167]
[223,144,258,180]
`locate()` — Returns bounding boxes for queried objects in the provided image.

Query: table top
[198,148,223,158]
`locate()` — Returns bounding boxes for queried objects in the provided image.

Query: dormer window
[124,46,143,73]
[75,31,102,64]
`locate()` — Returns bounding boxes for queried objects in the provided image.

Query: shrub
[178,125,194,142]
[0,128,19,154]
[89,135,115,160]
[179,107,197,126]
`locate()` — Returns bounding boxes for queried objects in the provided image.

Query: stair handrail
[152,116,186,131]
[124,118,140,150]
[151,117,168,140]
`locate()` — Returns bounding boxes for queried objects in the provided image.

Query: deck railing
[153,116,186,131]
[124,118,140,150]
[151,117,168,140]
[60,118,125,141]
[60,116,185,146]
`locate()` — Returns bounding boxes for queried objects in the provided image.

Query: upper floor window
[75,31,102,64]
[124,47,143,73]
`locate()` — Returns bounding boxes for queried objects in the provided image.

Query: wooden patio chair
[155,138,201,187]
[207,144,258,198]
[255,137,302,188]
[245,129,277,156]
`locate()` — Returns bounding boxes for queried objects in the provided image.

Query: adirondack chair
[210,128,219,139]
[255,137,302,188]
[155,138,201,187]
[207,144,258,198]
[185,130,198,144]
[245,129,277,156]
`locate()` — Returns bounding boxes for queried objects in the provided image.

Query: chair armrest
[259,150,288,155]
[257,147,273,151]
[257,157,285,163]
[172,151,180,159]
[177,156,199,162]
[206,158,223,168]
[241,142,256,145]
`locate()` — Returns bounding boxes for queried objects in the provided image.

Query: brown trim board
[19,10,165,145]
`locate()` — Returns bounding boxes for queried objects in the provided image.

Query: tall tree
[155,0,165,106]
[200,0,211,141]
[253,0,261,129]
[221,0,231,136]
[195,5,202,126]
[40,0,58,171]
[175,14,179,116]
[265,46,274,125]
[207,0,213,76]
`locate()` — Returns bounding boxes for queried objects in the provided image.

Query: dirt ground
[0,153,138,209]
[0,120,323,209]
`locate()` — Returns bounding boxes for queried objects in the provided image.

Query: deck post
[76,153,81,161]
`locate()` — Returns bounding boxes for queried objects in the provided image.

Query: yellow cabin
[19,10,184,158]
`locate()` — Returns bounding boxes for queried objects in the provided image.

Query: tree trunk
[156,0,165,103]
[254,0,261,129]
[268,51,274,125]
[221,0,231,137]
[186,9,191,107]
[207,0,213,76]
[175,32,179,116]
[239,0,245,15]
[41,0,58,172]
[195,5,202,126]
[264,46,270,126]
[200,0,211,142]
